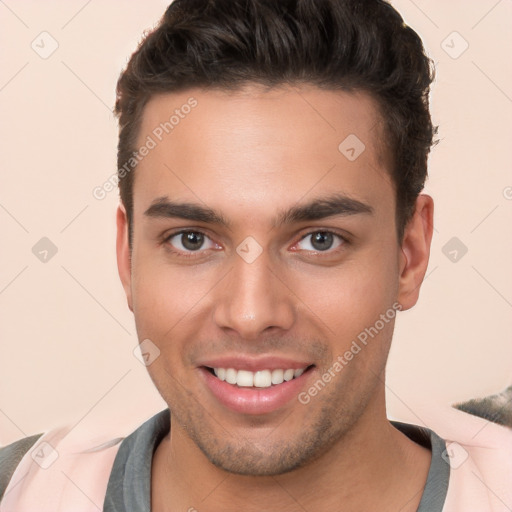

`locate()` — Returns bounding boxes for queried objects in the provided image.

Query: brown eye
[166,230,216,254]
[181,232,204,251]
[296,231,345,252]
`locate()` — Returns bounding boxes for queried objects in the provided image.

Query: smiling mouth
[204,365,315,388]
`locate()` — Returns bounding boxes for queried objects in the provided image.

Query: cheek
[130,231,400,348]
[130,261,207,392]
[131,254,212,336]
[291,247,399,348]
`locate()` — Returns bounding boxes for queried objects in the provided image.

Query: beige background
[1,0,511,445]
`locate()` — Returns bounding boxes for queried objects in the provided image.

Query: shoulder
[0,416,135,511]
[417,404,512,512]
[0,409,168,511]
[0,434,43,501]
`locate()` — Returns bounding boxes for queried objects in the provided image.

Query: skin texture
[116,84,434,511]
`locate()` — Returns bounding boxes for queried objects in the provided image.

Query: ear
[116,203,133,312]
[397,194,434,311]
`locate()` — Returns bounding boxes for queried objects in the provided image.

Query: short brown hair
[115,0,436,248]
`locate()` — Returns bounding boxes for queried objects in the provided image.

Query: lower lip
[199,367,313,415]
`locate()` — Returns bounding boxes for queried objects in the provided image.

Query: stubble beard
[167,369,380,477]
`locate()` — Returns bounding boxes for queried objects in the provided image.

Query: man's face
[118,84,410,475]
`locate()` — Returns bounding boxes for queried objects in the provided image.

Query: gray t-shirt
[103,408,449,511]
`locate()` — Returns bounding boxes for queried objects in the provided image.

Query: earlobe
[116,203,133,312]
[397,194,434,311]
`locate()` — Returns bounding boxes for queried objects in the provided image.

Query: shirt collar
[103,409,449,511]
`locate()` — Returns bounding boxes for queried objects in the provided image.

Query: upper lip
[197,356,314,372]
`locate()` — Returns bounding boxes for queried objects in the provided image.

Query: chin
[202,445,312,476]
[191,413,348,477]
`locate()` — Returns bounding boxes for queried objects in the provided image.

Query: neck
[151,394,431,512]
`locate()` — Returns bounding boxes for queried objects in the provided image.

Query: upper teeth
[213,368,305,387]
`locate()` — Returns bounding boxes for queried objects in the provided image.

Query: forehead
[132,84,394,228]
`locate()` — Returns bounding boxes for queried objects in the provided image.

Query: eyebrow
[143,193,374,229]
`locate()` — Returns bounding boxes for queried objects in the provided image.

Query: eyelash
[161,229,349,259]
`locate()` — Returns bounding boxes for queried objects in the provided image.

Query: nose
[212,247,296,340]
